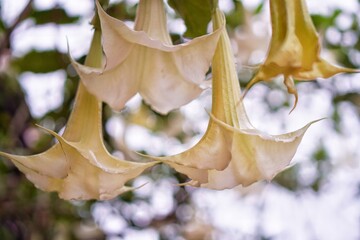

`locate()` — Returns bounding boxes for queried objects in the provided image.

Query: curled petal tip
[283,76,298,113]
[288,92,298,115]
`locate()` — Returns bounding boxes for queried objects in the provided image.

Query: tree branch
[0,0,34,55]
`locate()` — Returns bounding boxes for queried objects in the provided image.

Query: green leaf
[311,9,341,29]
[31,8,79,25]
[253,1,264,15]
[0,19,6,32]
[107,2,137,21]
[167,0,213,38]
[12,50,68,73]
[225,0,245,28]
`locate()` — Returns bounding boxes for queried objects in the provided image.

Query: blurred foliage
[0,0,359,239]
[12,50,69,73]
[31,8,79,25]
[167,0,213,38]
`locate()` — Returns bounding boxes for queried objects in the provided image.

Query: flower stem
[134,0,172,44]
[211,8,241,128]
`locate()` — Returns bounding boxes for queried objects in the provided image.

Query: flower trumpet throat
[0,29,157,200]
[144,8,319,190]
[72,0,223,114]
[243,0,359,111]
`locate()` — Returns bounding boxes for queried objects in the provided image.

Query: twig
[0,0,34,55]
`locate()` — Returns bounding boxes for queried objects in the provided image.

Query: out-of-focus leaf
[0,19,5,32]
[107,2,136,21]
[31,8,79,25]
[98,0,110,9]
[167,0,213,38]
[274,166,300,191]
[12,50,68,73]
[253,1,264,15]
[225,0,245,28]
[313,146,328,162]
[334,92,360,106]
[334,92,360,114]
[0,74,30,149]
[311,9,341,29]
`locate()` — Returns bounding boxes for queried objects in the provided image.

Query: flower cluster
[0,0,357,200]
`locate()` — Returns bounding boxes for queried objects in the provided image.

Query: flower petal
[243,0,359,109]
[10,159,63,192]
[149,120,231,171]
[1,29,158,200]
[55,144,155,200]
[147,7,318,190]
[74,1,223,114]
[294,58,360,80]
[202,116,320,189]
[0,145,68,178]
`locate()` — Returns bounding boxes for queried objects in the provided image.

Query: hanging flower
[144,8,319,189]
[0,30,157,200]
[244,0,359,111]
[72,0,223,114]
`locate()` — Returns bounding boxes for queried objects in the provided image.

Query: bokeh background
[1,0,360,239]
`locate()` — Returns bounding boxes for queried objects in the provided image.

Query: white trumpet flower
[72,0,222,114]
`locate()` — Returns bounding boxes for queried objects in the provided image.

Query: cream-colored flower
[0,30,157,200]
[72,0,222,114]
[145,8,318,189]
[244,0,358,110]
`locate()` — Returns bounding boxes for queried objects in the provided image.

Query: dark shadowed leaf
[31,8,79,25]
[0,19,5,32]
[311,9,341,29]
[12,50,68,73]
[106,2,137,21]
[167,0,213,38]
[225,0,245,28]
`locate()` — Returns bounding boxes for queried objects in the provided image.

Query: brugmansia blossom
[72,0,222,114]
[0,30,157,200]
[244,0,359,110]
[145,8,318,189]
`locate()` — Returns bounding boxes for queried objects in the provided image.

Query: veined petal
[8,141,153,200]
[96,0,222,69]
[202,116,318,189]
[71,59,140,119]
[133,0,172,44]
[244,0,359,110]
[43,126,157,175]
[0,145,68,178]
[145,8,318,190]
[149,120,231,170]
[294,58,360,80]
[1,29,157,200]
[73,0,223,114]
[11,161,62,193]
[55,136,156,200]
[165,162,209,186]
[263,0,303,73]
